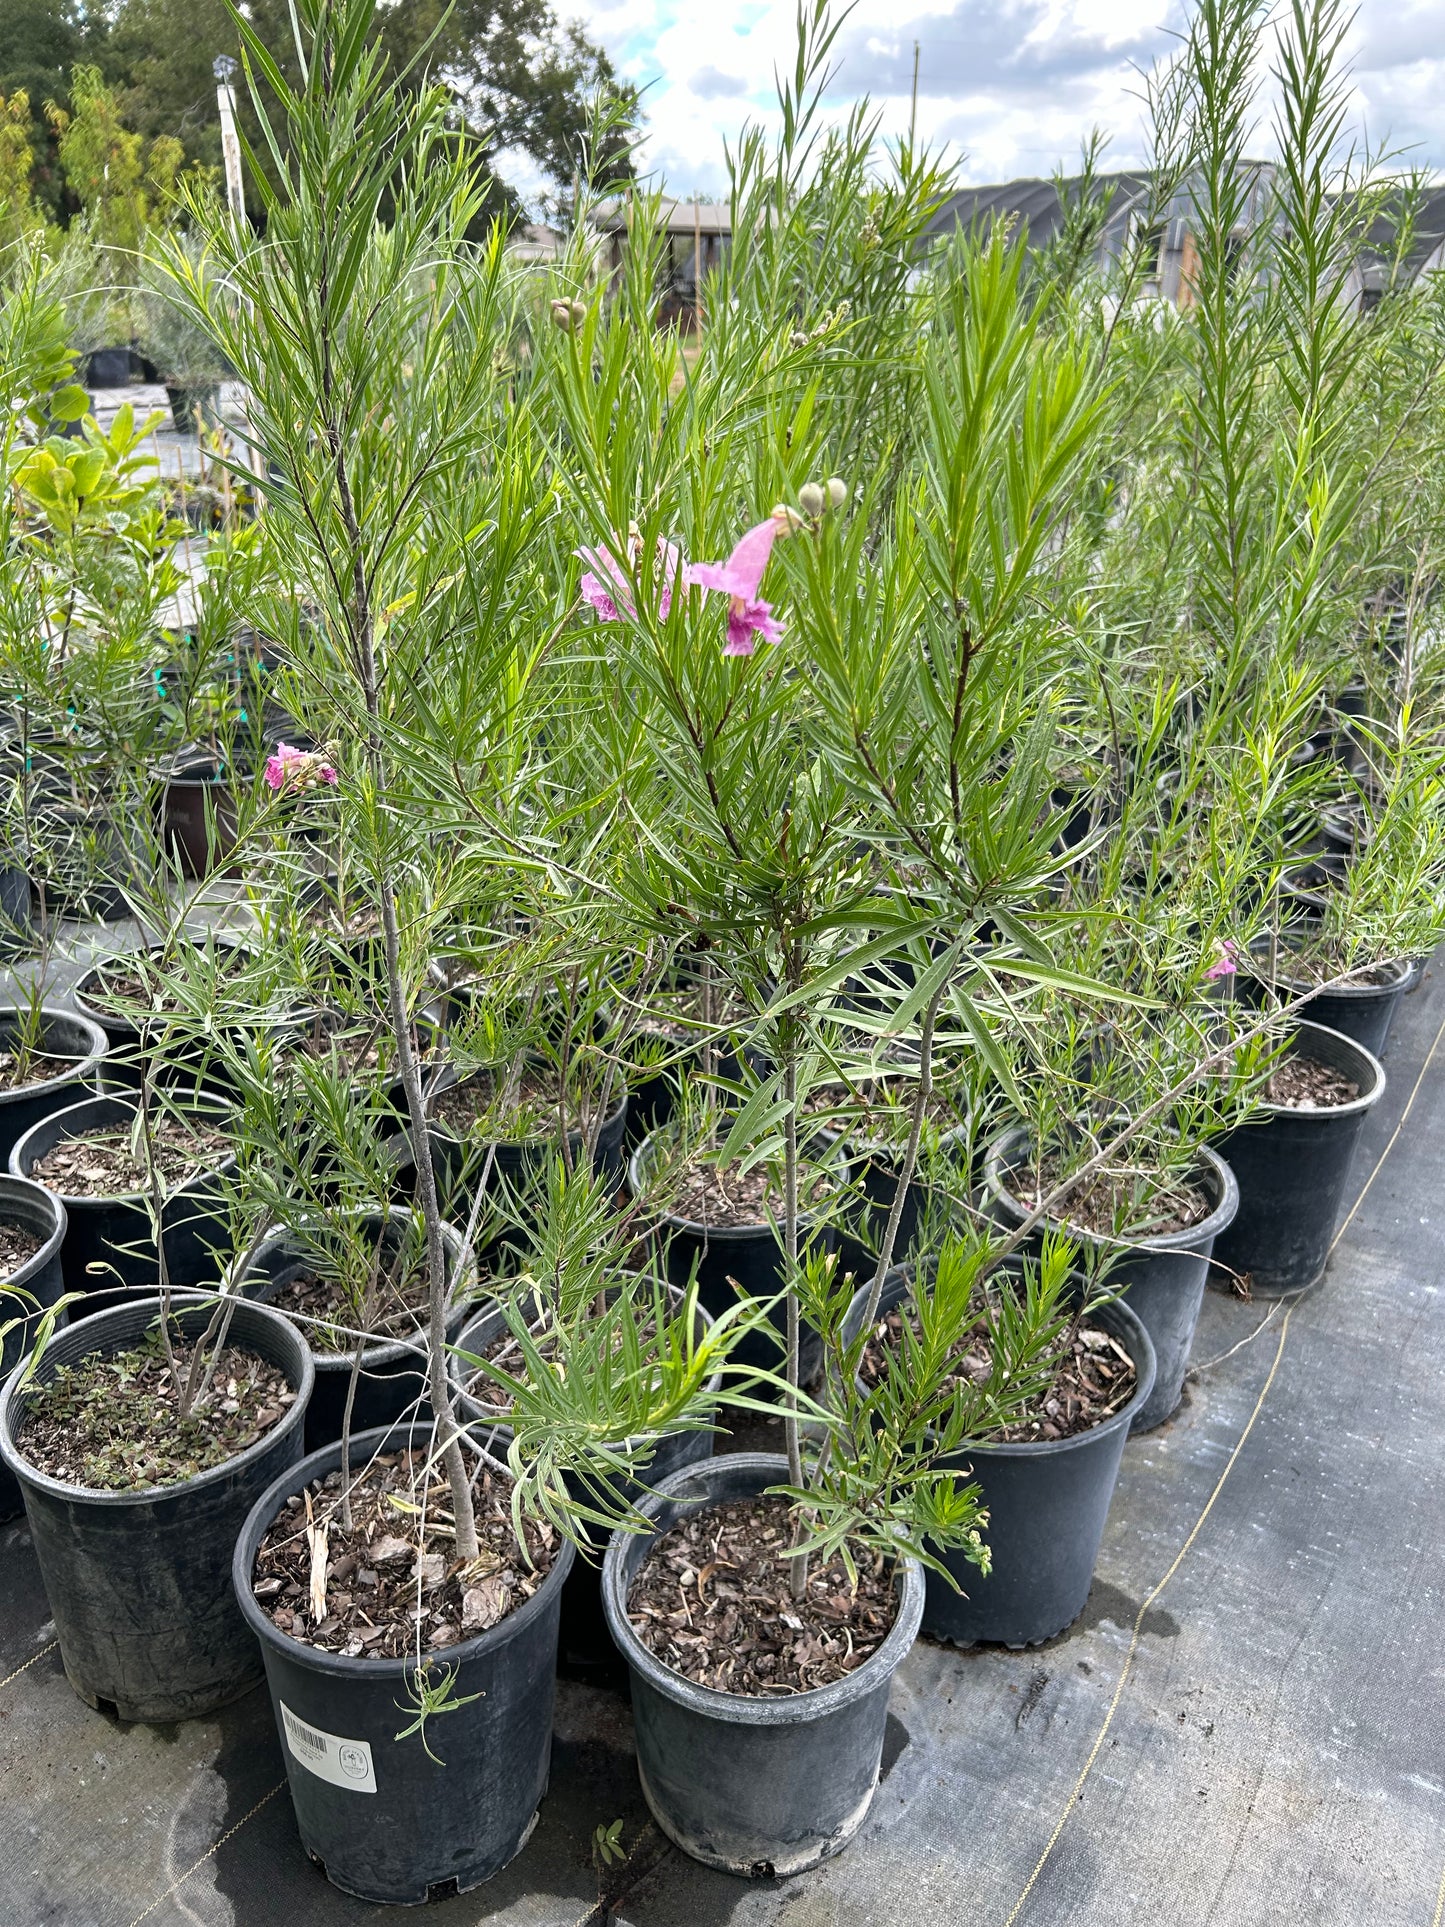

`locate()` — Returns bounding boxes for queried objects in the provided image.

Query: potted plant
[0,987,108,1165]
[0,1171,68,1523]
[0,1287,313,1718]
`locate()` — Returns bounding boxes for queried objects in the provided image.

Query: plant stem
[858,978,946,1338]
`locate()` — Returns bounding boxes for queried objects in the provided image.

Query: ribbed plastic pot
[8,1091,237,1306]
[1210,1020,1385,1298]
[980,1131,1237,1432]
[0,858,33,950]
[600,1453,924,1876]
[233,1420,574,1904]
[847,1274,1155,1646]
[1239,949,1410,1059]
[0,1293,313,1720]
[452,1288,719,1670]
[0,1006,108,1168]
[627,1130,840,1384]
[234,1210,475,1453]
[0,1176,68,1523]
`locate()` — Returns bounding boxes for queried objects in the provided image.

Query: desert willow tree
[151,0,541,1561]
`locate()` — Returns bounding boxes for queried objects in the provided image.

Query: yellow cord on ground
[1002,1004,1445,1927]
[0,1639,56,1693]
[123,1783,285,1927]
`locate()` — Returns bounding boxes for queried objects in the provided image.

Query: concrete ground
[2,938,1443,1927]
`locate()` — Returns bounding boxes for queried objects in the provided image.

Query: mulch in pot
[1266,1054,1360,1109]
[0,1220,42,1279]
[18,1329,296,1490]
[626,1493,899,1695]
[860,1304,1136,1443]
[0,1050,77,1092]
[28,1118,230,1196]
[663,1154,832,1228]
[251,1448,556,1658]
[1011,1157,1212,1239]
[267,1245,466,1356]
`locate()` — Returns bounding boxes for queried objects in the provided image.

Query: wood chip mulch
[1018,1157,1212,1238]
[860,1304,1137,1442]
[27,1118,230,1197]
[627,1494,898,1695]
[19,1332,296,1490]
[0,1050,74,1092]
[252,1448,556,1658]
[664,1156,831,1228]
[1267,1053,1360,1109]
[0,1219,42,1282]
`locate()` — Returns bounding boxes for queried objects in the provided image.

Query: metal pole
[693,201,702,337]
[909,40,920,148]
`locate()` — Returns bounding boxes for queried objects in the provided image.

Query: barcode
[285,1713,326,1754]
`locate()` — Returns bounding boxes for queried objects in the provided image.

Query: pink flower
[264,742,339,795]
[576,530,682,622]
[1204,939,1240,982]
[688,514,788,657]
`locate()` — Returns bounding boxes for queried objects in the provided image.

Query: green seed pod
[569,299,588,326]
[550,300,575,332]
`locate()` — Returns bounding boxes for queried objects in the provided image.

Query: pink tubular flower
[264,742,339,795]
[1204,939,1240,982]
[576,528,682,623]
[688,512,789,656]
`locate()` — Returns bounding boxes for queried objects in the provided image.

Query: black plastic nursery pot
[845,1275,1155,1648]
[235,1210,476,1454]
[601,1452,924,1877]
[233,1420,574,1905]
[1209,1020,1385,1299]
[0,1293,313,1721]
[1240,946,1411,1060]
[627,1129,840,1386]
[8,1090,237,1307]
[427,1063,629,1229]
[453,1289,719,1670]
[158,756,243,878]
[981,1130,1237,1432]
[0,1175,68,1523]
[0,1006,108,1168]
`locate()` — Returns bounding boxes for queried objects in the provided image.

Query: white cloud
[565,0,1445,194]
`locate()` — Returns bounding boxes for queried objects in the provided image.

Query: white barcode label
[279,1701,377,1794]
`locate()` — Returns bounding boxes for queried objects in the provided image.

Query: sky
[550,0,1445,200]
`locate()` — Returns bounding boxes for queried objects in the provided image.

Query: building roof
[1355,184,1445,283]
[927,171,1153,245]
[594,197,732,237]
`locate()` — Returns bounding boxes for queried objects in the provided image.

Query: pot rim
[845,1274,1158,1461]
[7,1088,239,1201]
[1245,940,1411,999]
[231,1207,476,1372]
[0,1005,108,1103]
[0,1173,68,1293]
[1258,1018,1387,1119]
[982,1131,1240,1254]
[627,1125,845,1240]
[231,1417,575,1678]
[601,1450,923,1725]
[0,1291,315,1502]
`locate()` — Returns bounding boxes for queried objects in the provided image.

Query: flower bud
[827,477,848,510]
[550,299,575,332]
[798,481,825,518]
[771,503,805,534]
[569,299,588,326]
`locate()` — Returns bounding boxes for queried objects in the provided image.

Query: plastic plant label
[279,1701,377,1793]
